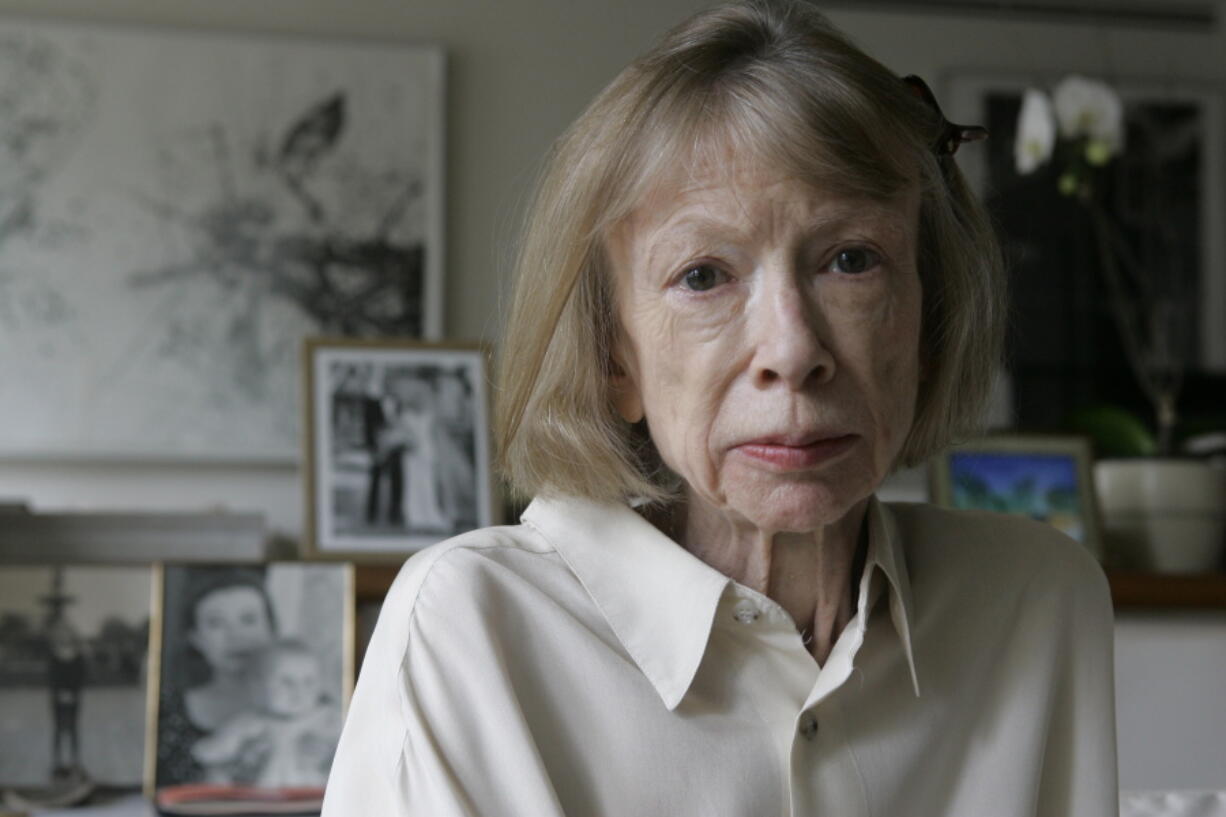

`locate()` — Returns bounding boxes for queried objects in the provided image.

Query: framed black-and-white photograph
[0,565,152,789]
[0,17,445,462]
[148,563,353,799]
[303,338,495,558]
[930,434,1102,559]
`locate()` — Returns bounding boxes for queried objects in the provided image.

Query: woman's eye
[681,264,726,292]
[830,247,881,275]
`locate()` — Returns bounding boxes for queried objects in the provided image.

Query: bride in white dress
[394,377,451,533]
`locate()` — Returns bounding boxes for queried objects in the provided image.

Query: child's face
[264,652,322,717]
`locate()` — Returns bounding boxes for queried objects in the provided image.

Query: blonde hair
[496,0,1006,504]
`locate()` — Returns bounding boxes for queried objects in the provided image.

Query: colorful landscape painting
[947,451,1086,543]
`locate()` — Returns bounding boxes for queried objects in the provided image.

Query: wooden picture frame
[144,562,354,806]
[930,434,1104,560]
[302,337,495,560]
[0,564,153,791]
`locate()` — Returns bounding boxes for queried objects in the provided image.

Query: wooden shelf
[355,563,401,602]
[357,564,1226,609]
[1107,570,1226,609]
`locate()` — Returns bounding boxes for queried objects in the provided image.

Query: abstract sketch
[0,18,444,460]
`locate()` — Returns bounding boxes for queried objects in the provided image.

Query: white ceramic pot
[1094,459,1226,572]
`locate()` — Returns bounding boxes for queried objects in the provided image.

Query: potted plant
[1014,77,1225,571]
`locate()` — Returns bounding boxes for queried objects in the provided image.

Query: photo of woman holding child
[153,564,350,793]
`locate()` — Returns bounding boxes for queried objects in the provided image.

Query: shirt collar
[521,494,920,710]
[865,496,921,696]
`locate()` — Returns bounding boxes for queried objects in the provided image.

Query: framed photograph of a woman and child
[147,563,353,808]
[302,337,495,559]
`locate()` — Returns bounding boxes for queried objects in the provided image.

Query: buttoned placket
[715,569,884,817]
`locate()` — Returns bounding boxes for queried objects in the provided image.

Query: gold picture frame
[0,564,154,791]
[143,562,355,801]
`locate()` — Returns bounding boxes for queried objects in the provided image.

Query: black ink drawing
[0,20,443,459]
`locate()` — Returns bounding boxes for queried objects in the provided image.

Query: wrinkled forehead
[599,96,922,245]
[606,127,922,265]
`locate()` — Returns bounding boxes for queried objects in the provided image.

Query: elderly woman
[323,2,1117,815]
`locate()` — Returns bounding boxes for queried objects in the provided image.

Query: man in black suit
[363,370,405,527]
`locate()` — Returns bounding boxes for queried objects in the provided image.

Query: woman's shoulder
[393,521,555,582]
[883,501,1108,598]
[377,522,569,633]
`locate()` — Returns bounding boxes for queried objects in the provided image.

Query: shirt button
[732,600,761,624]
[798,711,819,741]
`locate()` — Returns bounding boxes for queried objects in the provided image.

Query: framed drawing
[930,434,1102,559]
[0,565,152,792]
[942,72,1225,428]
[147,562,353,808]
[303,338,495,559]
[0,17,445,461]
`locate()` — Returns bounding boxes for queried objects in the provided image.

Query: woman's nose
[748,272,835,389]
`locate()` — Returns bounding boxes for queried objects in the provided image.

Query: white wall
[1116,611,1226,789]
[0,0,1222,793]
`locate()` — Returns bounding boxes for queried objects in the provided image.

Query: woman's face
[189,586,274,677]
[608,160,923,534]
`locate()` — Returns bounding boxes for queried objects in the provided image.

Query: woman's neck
[676,497,867,665]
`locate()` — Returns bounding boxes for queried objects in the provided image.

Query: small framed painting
[930,434,1103,559]
[302,337,495,559]
[146,562,354,808]
[0,565,153,793]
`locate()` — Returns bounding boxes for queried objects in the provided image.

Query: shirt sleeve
[322,542,569,817]
[321,556,423,817]
[1034,546,1119,816]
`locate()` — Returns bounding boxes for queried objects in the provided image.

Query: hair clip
[902,74,989,157]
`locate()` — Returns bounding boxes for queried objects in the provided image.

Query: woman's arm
[1034,554,1119,816]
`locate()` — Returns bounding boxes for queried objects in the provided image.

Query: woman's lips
[733,434,858,470]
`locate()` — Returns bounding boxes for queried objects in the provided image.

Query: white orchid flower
[1053,75,1125,160]
[1014,88,1056,174]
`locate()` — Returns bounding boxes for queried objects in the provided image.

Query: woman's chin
[720,471,875,534]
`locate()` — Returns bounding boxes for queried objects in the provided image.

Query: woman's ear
[609,350,644,424]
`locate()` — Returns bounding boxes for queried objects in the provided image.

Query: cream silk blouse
[323,494,1118,817]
